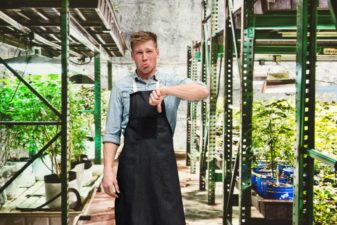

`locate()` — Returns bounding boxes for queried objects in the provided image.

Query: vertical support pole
[239,0,255,224]
[186,45,192,166]
[200,0,209,191]
[60,0,69,224]
[223,0,234,223]
[107,59,113,91]
[94,51,102,164]
[207,0,219,205]
[190,43,198,174]
[293,0,317,224]
[228,0,241,72]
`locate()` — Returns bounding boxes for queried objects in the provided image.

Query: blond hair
[130,31,157,51]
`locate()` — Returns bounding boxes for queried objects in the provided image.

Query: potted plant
[313,101,337,224]
[0,74,90,209]
[252,99,295,199]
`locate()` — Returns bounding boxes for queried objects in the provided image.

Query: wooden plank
[73,175,103,225]
[3,181,44,210]
[20,196,41,209]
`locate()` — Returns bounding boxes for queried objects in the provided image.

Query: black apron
[115,87,186,225]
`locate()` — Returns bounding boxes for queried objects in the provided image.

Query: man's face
[131,40,159,78]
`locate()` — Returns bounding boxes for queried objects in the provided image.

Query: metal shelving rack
[190,0,337,224]
[0,1,125,224]
[224,0,337,225]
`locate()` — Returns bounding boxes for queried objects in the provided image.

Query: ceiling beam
[0,0,100,9]
[254,12,334,30]
[0,10,81,57]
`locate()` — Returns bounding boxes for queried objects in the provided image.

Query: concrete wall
[105,0,203,151]
[115,0,202,63]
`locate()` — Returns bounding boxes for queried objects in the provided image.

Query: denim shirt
[102,71,195,145]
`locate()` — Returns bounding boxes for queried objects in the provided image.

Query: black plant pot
[44,171,77,183]
[44,171,81,210]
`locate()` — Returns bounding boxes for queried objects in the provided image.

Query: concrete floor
[178,160,224,225]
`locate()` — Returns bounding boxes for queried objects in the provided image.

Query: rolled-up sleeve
[102,85,122,145]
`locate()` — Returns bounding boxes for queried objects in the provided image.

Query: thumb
[157,103,162,113]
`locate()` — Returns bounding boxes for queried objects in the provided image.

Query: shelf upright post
[186,45,192,167]
[94,49,102,164]
[200,0,209,192]
[223,0,234,222]
[238,0,255,224]
[60,0,70,224]
[207,0,219,205]
[293,0,317,224]
[190,42,198,174]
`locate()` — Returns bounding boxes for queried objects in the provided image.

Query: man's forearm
[163,83,209,101]
[103,142,119,173]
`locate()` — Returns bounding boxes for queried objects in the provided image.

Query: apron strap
[133,79,138,92]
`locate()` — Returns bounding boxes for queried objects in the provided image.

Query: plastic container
[256,175,272,198]
[266,184,294,200]
[251,168,271,190]
[283,167,294,177]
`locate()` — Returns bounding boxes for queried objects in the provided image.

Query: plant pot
[72,155,94,187]
[252,168,271,192]
[283,167,294,177]
[266,183,294,200]
[81,160,93,187]
[71,161,85,189]
[44,171,80,209]
[257,175,272,198]
[256,175,288,198]
[32,156,53,181]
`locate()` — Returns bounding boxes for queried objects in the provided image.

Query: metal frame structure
[194,0,225,205]
[186,1,337,224]
[186,46,192,167]
[199,0,210,191]
[223,0,234,222]
[293,1,317,224]
[0,1,124,224]
[238,1,255,223]
[190,42,199,174]
[94,51,102,165]
[193,0,337,224]
[0,0,126,57]
[60,0,70,223]
[206,0,220,205]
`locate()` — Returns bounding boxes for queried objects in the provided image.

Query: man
[102,31,209,225]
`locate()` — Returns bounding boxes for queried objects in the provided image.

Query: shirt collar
[132,70,158,82]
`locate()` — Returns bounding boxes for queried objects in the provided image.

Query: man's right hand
[102,170,120,198]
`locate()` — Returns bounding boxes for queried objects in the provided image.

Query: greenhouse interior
[0,0,337,225]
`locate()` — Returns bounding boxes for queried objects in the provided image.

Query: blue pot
[256,175,272,198]
[277,164,288,173]
[252,168,272,191]
[266,184,294,200]
[283,167,294,177]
